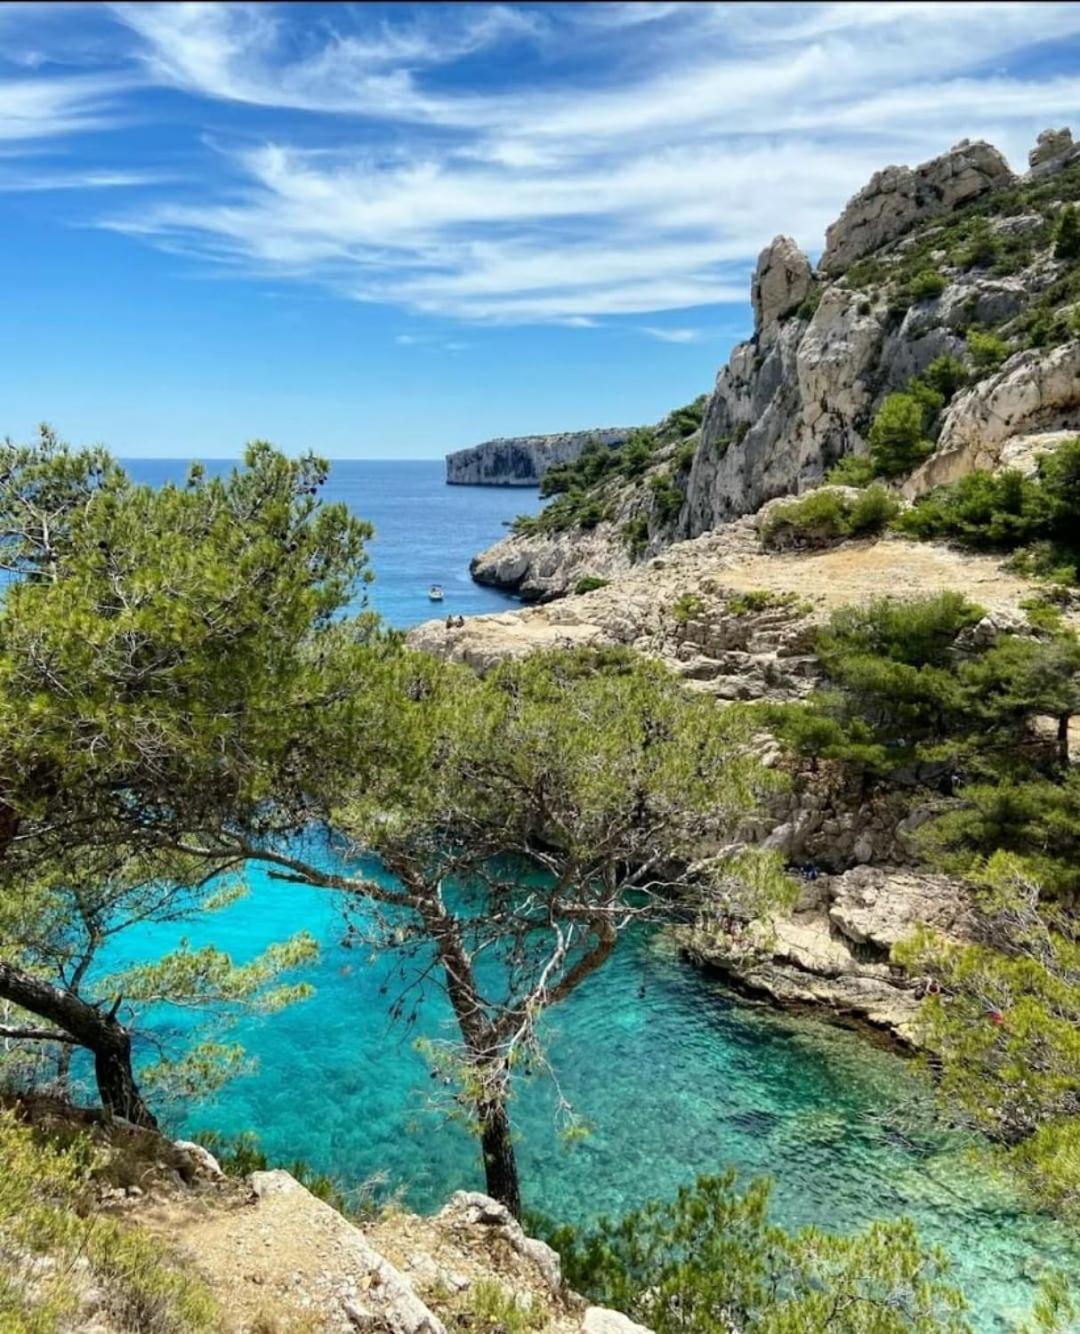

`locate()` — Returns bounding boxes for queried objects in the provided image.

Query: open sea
[110,457,1077,1330]
[125,457,542,629]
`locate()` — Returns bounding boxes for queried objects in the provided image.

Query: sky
[2,3,1080,459]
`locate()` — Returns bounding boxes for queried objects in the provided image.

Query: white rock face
[684,285,883,533]
[446,428,631,486]
[820,139,1014,275]
[904,342,1080,495]
[751,235,813,335]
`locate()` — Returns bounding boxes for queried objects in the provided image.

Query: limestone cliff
[446,428,631,486]
[470,128,1080,592]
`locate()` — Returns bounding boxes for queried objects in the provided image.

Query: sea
[125,457,542,629]
[110,457,1077,1329]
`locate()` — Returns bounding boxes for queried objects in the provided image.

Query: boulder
[751,236,813,335]
[582,1308,654,1334]
[1028,127,1074,170]
[820,140,1014,275]
[436,1192,562,1293]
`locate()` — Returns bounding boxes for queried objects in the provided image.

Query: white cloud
[0,73,126,142]
[15,2,1080,323]
[640,327,703,344]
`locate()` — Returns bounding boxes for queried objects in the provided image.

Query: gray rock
[820,140,1014,275]
[172,1139,224,1181]
[1029,127,1074,170]
[752,236,813,335]
[446,428,631,486]
[582,1308,654,1334]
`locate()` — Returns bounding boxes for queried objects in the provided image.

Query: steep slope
[472,128,1080,597]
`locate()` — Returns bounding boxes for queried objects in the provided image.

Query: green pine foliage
[896,437,1080,581]
[1054,203,1080,260]
[541,1170,969,1333]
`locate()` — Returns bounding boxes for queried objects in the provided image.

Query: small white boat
[428,584,445,602]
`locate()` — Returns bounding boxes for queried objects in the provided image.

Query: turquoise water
[106,460,1078,1329]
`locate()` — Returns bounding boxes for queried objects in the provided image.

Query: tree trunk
[0,960,157,1128]
[1058,713,1071,768]
[479,1097,522,1220]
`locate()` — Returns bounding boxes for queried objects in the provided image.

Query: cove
[112,851,1079,1332]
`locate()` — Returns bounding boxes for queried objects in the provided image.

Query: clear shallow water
[123,458,540,628]
[110,459,1077,1329]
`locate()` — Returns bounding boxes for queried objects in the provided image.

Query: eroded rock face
[685,285,884,532]
[446,428,631,486]
[904,342,1080,495]
[752,235,813,335]
[820,139,1014,275]
[1029,127,1074,171]
[684,867,973,1043]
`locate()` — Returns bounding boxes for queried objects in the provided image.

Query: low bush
[727,589,799,615]
[908,269,948,301]
[826,453,877,487]
[761,485,899,550]
[541,1171,968,1334]
[621,513,650,558]
[966,328,1010,371]
[1055,203,1080,261]
[896,438,1080,580]
[573,576,609,595]
[0,1110,219,1333]
[671,591,705,624]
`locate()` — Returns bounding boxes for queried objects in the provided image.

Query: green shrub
[621,514,650,558]
[450,1279,548,1334]
[966,328,1010,371]
[542,1171,968,1334]
[908,269,948,301]
[761,490,852,549]
[0,1111,220,1333]
[920,354,968,401]
[1054,203,1080,260]
[867,392,934,477]
[826,454,877,486]
[649,473,684,524]
[896,438,1080,579]
[727,589,798,615]
[760,485,897,551]
[671,591,705,624]
[795,284,822,321]
[574,576,609,595]
[667,395,707,438]
[849,484,901,533]
[955,218,1000,270]
[895,469,1042,549]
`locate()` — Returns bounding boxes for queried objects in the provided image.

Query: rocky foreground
[38,1108,643,1334]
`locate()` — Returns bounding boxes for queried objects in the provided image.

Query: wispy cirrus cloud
[9,2,1080,324]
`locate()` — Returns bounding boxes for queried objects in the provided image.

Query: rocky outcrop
[683,866,973,1043]
[447,428,631,486]
[1028,126,1079,178]
[470,525,633,602]
[467,131,1079,589]
[752,235,813,334]
[820,139,1014,275]
[904,342,1080,495]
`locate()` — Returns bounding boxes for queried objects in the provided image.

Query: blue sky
[2,2,1080,459]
